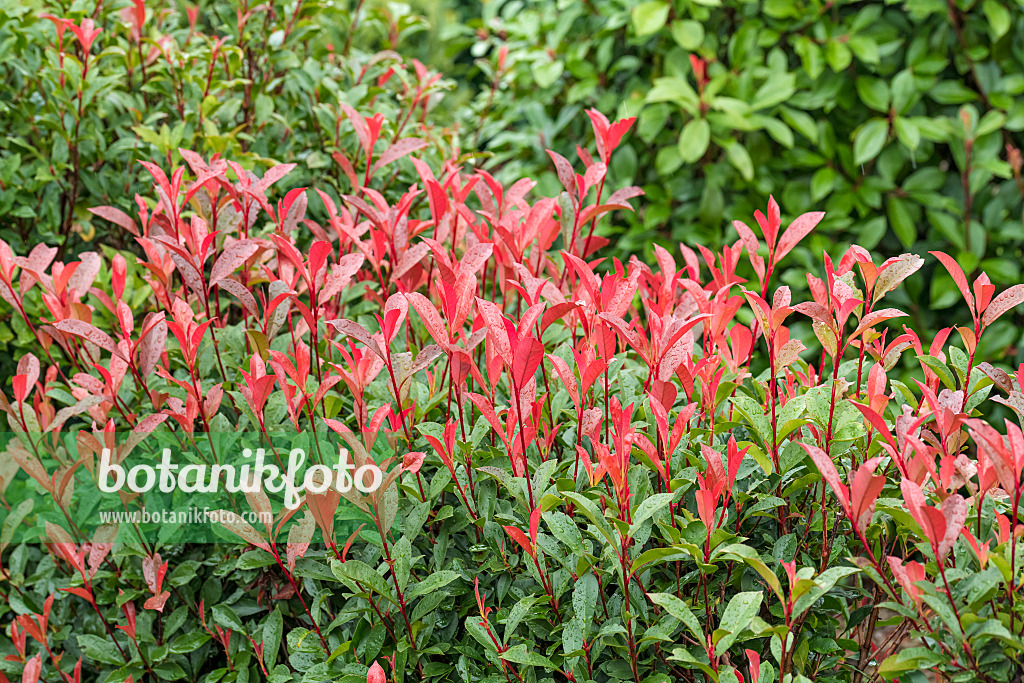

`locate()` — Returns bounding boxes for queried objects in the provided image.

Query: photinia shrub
[3,97,1024,683]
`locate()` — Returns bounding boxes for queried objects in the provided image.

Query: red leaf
[799,443,850,515]
[143,591,170,612]
[503,525,535,558]
[54,319,127,361]
[382,293,408,344]
[88,206,139,236]
[930,251,975,314]
[529,507,541,547]
[509,336,544,389]
[371,138,429,175]
[209,239,259,289]
[367,661,387,683]
[982,283,1024,328]
[403,451,426,474]
[776,211,825,261]
[849,458,885,534]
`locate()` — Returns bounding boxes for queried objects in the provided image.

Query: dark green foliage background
[446,0,1024,347]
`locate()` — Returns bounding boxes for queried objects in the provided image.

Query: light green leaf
[679,119,711,163]
[853,118,889,164]
[725,140,754,181]
[648,592,703,641]
[715,592,763,655]
[983,0,1011,37]
[632,1,670,36]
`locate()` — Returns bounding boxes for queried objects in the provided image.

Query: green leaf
[791,566,860,618]
[169,630,211,655]
[876,647,938,679]
[502,595,542,644]
[856,77,890,112]
[648,592,703,641]
[983,0,1011,38]
[331,559,397,605]
[264,607,283,668]
[573,572,599,627]
[670,20,704,50]
[725,140,754,181]
[563,491,619,548]
[406,570,460,599]
[212,604,246,634]
[718,544,784,602]
[780,106,818,143]
[532,60,564,89]
[629,492,676,536]
[893,117,921,151]
[544,510,587,556]
[886,196,917,248]
[632,1,671,36]
[679,119,711,163]
[853,118,889,164]
[848,35,879,64]
[78,634,124,665]
[752,73,796,111]
[632,546,688,574]
[715,592,763,655]
[501,644,557,669]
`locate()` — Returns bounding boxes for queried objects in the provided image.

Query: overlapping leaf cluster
[454,0,1024,344]
[0,0,452,254]
[3,66,1024,683]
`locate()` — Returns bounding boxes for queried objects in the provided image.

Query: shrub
[0,0,454,253]
[3,96,1024,683]
[456,0,1024,339]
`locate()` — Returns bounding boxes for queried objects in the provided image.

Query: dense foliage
[0,0,454,253]
[4,2,1024,683]
[3,91,1024,682]
[452,0,1024,335]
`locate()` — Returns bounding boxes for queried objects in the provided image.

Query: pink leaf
[367,661,387,683]
[122,413,169,463]
[546,150,577,197]
[406,292,449,346]
[22,653,42,683]
[475,298,513,366]
[206,509,272,553]
[209,239,260,290]
[328,319,384,359]
[88,206,139,236]
[371,138,429,175]
[982,283,1024,328]
[136,312,168,377]
[217,278,259,317]
[776,211,825,261]
[54,319,127,361]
